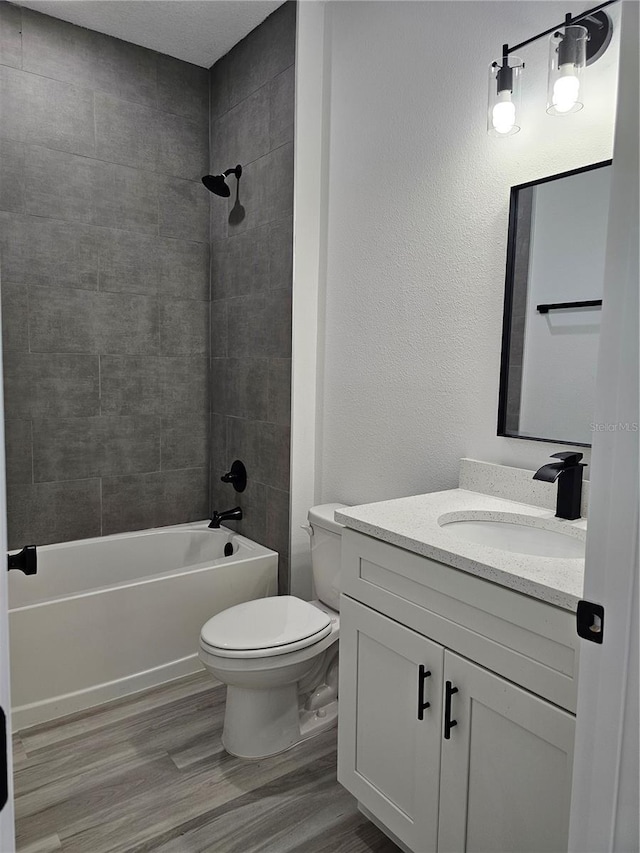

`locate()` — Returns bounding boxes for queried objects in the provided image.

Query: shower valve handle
[220,460,247,493]
[7,545,37,575]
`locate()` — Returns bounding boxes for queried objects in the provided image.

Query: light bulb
[552,63,580,113]
[492,90,516,134]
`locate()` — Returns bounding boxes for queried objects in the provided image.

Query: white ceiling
[16,0,285,68]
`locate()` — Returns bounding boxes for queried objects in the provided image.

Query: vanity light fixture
[488,0,615,137]
[547,18,588,115]
[488,50,524,136]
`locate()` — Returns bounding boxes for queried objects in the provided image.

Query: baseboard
[12,655,205,731]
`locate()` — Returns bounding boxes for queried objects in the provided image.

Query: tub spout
[209,507,243,529]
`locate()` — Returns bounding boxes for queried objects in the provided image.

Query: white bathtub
[8,522,278,729]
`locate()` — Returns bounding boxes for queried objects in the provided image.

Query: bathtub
[8,522,278,729]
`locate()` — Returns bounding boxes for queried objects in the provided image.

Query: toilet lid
[200,596,332,653]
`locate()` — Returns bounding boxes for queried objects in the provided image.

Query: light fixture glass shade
[547,25,587,115]
[487,56,523,137]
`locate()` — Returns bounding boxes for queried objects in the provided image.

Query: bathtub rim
[9,520,278,611]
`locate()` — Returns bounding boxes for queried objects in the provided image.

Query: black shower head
[202,174,231,197]
[202,164,242,197]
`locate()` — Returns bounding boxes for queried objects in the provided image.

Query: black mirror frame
[496,159,613,448]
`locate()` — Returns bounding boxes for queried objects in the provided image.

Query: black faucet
[532,452,587,520]
[209,506,243,529]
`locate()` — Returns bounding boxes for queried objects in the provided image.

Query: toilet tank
[308,503,347,612]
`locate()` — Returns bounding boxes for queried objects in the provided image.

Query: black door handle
[1,707,7,811]
[417,664,432,720]
[7,545,37,575]
[444,680,458,739]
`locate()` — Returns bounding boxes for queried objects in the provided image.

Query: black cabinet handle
[444,680,458,739]
[417,665,432,720]
[7,545,37,575]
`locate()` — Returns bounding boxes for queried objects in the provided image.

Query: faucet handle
[550,451,586,468]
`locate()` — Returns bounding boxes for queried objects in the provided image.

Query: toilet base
[222,685,338,759]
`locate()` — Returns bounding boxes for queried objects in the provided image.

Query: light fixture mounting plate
[583,11,613,65]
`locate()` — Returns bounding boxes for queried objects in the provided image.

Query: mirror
[497,160,612,447]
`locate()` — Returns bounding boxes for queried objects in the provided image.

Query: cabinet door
[338,596,444,853]
[438,651,575,853]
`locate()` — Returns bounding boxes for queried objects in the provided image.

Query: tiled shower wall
[208,2,295,591]
[0,3,211,548]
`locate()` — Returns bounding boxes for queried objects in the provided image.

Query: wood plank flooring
[12,673,400,853]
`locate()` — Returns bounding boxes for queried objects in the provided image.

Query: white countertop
[335,489,587,611]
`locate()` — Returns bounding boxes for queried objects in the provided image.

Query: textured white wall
[318,1,619,506]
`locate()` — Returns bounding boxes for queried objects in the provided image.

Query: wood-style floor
[12,672,400,853]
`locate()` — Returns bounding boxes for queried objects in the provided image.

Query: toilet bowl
[199,504,346,759]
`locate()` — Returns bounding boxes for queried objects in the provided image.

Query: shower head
[202,164,242,197]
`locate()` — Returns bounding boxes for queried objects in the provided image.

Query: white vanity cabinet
[337,529,579,853]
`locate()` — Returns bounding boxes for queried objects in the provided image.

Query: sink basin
[438,511,585,559]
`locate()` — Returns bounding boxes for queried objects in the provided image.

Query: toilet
[199,504,346,759]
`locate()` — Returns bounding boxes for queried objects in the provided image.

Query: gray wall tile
[225,142,293,236]
[99,355,163,416]
[260,421,290,491]
[210,190,229,240]
[210,357,227,415]
[226,2,296,109]
[2,8,212,547]
[0,139,24,213]
[211,225,270,301]
[97,229,159,296]
[1,282,28,353]
[157,111,208,182]
[92,160,158,234]
[32,415,160,482]
[102,467,208,535]
[1,3,296,550]
[29,288,160,355]
[157,237,209,301]
[211,84,270,171]
[269,65,295,150]
[226,416,263,484]
[22,8,157,107]
[4,352,100,418]
[0,1,22,69]
[100,355,208,416]
[157,55,208,121]
[225,294,270,358]
[161,412,208,471]
[222,358,269,421]
[269,216,293,290]
[210,300,227,358]
[265,485,289,591]
[0,215,99,290]
[7,478,101,549]
[94,92,159,169]
[226,289,291,359]
[208,2,295,577]
[159,298,209,356]
[24,145,95,223]
[158,176,209,243]
[268,358,291,426]
[5,419,33,486]
[162,356,209,415]
[0,66,96,156]
[96,231,209,301]
[209,412,226,482]
[209,55,229,120]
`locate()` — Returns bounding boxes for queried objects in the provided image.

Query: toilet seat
[200,596,333,659]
